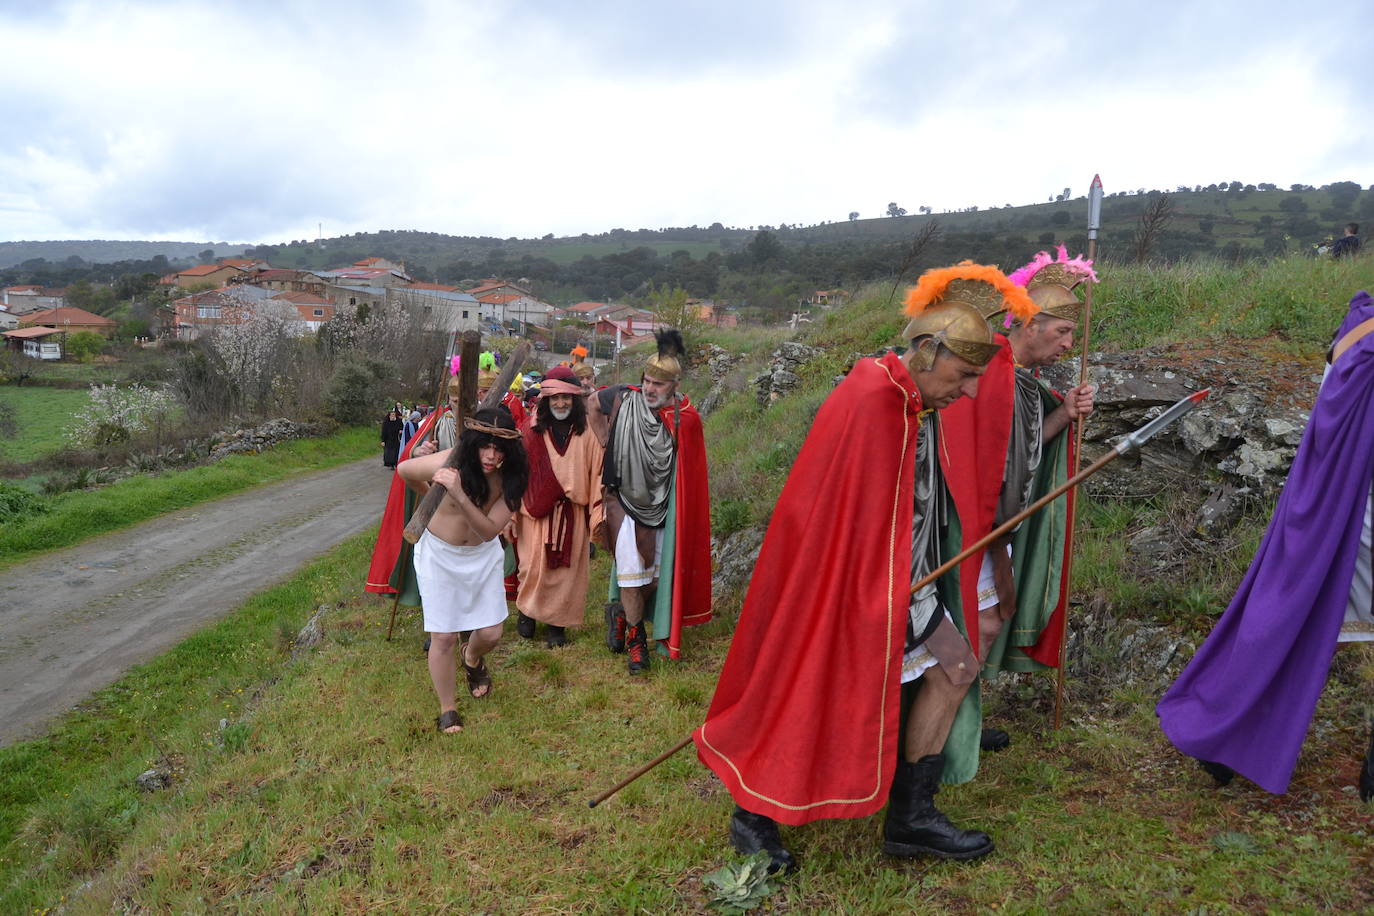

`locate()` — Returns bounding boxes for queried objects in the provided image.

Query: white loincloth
[976,544,1014,611]
[614,514,663,588]
[414,531,508,633]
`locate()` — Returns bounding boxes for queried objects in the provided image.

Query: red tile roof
[479,293,521,304]
[20,306,116,326]
[3,285,41,293]
[179,263,244,277]
[218,258,260,269]
[3,325,64,339]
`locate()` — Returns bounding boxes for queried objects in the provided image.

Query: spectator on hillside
[1332,223,1362,259]
[381,409,404,468]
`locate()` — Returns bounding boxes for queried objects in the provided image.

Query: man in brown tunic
[513,366,606,647]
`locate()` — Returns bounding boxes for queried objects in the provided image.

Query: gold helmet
[643,328,685,382]
[1008,246,1098,323]
[902,262,1039,368]
[477,369,499,390]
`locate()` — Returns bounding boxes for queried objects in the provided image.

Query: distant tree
[1062,187,1072,201]
[1051,210,1071,226]
[746,229,784,266]
[848,211,859,221]
[1198,218,1214,235]
[198,248,214,262]
[1055,194,1065,202]
[1131,191,1174,262]
[886,202,907,218]
[1227,181,1243,193]
[645,283,703,334]
[1278,197,1308,214]
[1328,180,1362,211]
[1258,214,1275,231]
[1038,231,1056,244]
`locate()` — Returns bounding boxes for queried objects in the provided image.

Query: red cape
[940,349,1075,667]
[365,408,444,595]
[659,396,712,657]
[1024,381,1074,667]
[694,352,925,825]
[938,336,1015,660]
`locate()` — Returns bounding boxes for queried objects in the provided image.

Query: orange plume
[903,261,1038,321]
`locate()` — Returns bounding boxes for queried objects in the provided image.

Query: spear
[1054,173,1105,729]
[586,388,1210,807]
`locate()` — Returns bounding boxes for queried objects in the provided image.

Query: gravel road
[0,457,389,746]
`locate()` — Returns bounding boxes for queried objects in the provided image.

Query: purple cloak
[1157,291,1374,793]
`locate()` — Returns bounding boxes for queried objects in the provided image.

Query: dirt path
[0,457,391,746]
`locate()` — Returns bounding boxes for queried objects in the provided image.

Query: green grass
[0,426,376,569]
[0,387,91,462]
[5,535,1373,913]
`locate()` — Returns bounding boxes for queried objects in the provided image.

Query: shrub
[66,330,106,363]
[66,383,179,449]
[0,482,48,522]
[323,356,395,425]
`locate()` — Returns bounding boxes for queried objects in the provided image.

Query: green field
[0,387,92,462]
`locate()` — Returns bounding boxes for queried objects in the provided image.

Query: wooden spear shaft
[1054,174,1104,729]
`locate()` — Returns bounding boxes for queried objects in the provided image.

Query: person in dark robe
[1159,289,1374,798]
[694,264,1039,874]
[381,409,403,468]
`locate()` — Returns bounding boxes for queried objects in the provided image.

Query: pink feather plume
[450,355,461,377]
[1008,244,1099,288]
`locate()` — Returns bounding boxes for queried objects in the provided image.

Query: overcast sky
[1,0,1368,244]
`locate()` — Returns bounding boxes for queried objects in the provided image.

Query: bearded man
[694,264,1039,873]
[512,366,605,648]
[597,330,712,674]
[940,246,1097,755]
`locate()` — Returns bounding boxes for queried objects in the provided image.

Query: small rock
[135,766,172,792]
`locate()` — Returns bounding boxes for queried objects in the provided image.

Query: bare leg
[621,585,645,625]
[902,663,972,761]
[428,632,461,732]
[462,622,504,698]
[977,607,1003,664]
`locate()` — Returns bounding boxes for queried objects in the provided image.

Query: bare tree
[1131,192,1175,263]
[887,219,942,306]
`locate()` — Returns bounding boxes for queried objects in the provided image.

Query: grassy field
[0,426,376,570]
[4,533,1373,913]
[0,387,91,462]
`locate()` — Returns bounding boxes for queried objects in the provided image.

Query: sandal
[463,648,493,699]
[435,709,463,733]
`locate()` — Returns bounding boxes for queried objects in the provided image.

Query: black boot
[604,602,626,653]
[728,806,796,875]
[516,612,536,640]
[626,621,649,675]
[545,625,567,648]
[1359,720,1374,803]
[980,728,1010,752]
[1199,759,1235,787]
[883,755,994,860]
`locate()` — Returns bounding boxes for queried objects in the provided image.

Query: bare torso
[397,448,512,546]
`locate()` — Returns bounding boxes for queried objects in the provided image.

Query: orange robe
[514,429,606,626]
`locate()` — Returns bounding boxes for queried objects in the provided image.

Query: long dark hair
[456,407,528,511]
[531,392,587,436]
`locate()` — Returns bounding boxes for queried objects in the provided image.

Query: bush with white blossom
[66,383,179,448]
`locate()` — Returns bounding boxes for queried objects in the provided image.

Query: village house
[466,279,533,300]
[1,285,67,315]
[159,263,248,289]
[315,266,412,288]
[352,256,405,271]
[690,298,739,328]
[0,304,17,330]
[170,285,277,338]
[807,289,848,307]
[246,269,329,296]
[269,291,336,332]
[20,306,118,337]
[477,292,554,329]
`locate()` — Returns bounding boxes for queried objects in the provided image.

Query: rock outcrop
[209,418,324,460]
[753,341,823,406]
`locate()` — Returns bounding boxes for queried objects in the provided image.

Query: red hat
[538,365,582,397]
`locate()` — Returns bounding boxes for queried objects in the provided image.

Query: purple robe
[1157,291,1374,793]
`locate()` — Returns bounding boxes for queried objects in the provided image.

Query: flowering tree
[206,300,302,412]
[67,383,178,448]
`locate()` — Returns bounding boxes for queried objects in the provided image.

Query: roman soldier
[598,330,712,674]
[694,264,1038,872]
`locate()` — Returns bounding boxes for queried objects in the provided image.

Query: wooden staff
[1054,173,1104,730]
[583,388,1210,807]
[401,338,532,544]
